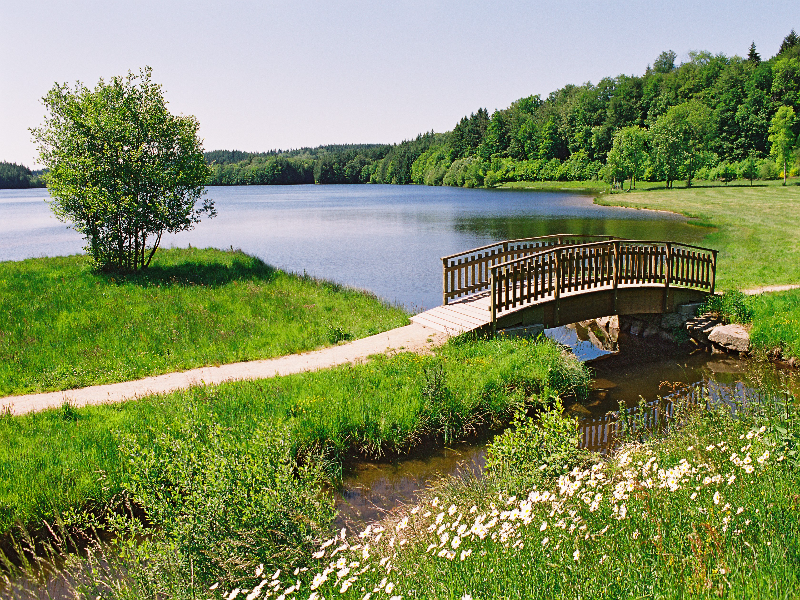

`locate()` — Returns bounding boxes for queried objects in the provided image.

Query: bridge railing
[489,239,717,324]
[441,234,619,305]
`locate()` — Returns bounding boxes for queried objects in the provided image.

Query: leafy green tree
[653,50,678,74]
[768,105,798,184]
[739,154,758,186]
[31,68,213,271]
[649,100,712,187]
[605,126,648,190]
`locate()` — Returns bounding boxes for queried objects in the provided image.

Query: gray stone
[642,325,659,338]
[708,324,750,353]
[686,314,722,344]
[629,320,644,336]
[678,302,704,318]
[660,312,685,329]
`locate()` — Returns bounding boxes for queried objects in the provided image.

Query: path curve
[741,284,800,295]
[3,323,449,416]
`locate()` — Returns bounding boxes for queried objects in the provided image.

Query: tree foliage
[768,105,798,184]
[31,68,213,271]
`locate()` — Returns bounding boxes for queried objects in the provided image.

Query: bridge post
[442,257,448,306]
[490,269,497,336]
[710,250,718,295]
[612,241,619,314]
[663,242,672,312]
[554,248,562,326]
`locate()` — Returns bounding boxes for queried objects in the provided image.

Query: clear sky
[2,0,798,166]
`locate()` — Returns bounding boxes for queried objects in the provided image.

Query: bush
[700,289,754,324]
[484,399,594,494]
[113,414,335,596]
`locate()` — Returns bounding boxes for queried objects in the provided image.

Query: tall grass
[0,336,588,539]
[221,384,800,600]
[0,247,408,396]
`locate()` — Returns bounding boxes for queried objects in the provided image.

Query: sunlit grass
[0,247,409,396]
[229,392,800,600]
[0,336,588,537]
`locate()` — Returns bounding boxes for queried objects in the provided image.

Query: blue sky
[1,0,798,166]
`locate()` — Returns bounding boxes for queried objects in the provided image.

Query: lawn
[0,247,409,396]
[594,180,800,290]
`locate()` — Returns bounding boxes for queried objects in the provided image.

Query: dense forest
[3,33,798,190]
[206,31,800,188]
[0,162,43,188]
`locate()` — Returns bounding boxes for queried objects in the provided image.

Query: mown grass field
[0,247,409,396]
[593,180,800,290]
[0,336,588,538]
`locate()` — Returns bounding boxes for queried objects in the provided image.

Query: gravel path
[741,284,800,295]
[3,323,449,416]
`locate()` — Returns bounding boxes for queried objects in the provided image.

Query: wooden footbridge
[411,235,717,335]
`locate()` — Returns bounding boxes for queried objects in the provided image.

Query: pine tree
[747,41,761,64]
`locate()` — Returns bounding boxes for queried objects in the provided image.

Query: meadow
[0,247,408,396]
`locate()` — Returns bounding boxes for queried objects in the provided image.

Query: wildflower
[713,491,721,505]
[573,549,580,562]
[272,570,281,581]
[462,595,473,600]
[757,451,770,464]
[227,590,241,600]
[396,516,409,531]
[452,536,462,549]
[460,549,473,561]
[540,521,548,531]
[737,507,744,514]
[210,583,219,591]
[310,573,328,590]
[541,537,550,546]
[632,530,639,539]
[449,504,457,516]
[690,492,698,500]
[385,582,395,594]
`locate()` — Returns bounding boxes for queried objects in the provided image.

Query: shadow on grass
[100,251,278,288]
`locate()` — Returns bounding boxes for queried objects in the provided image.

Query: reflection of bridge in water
[411,234,718,335]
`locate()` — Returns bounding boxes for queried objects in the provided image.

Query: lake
[0,184,706,310]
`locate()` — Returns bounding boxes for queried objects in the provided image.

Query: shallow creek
[334,331,799,528]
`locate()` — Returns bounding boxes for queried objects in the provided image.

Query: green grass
[0,336,588,537]
[257,386,800,600]
[748,289,800,360]
[500,180,611,193]
[0,247,409,396]
[593,179,800,290]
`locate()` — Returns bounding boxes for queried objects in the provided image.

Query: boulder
[708,324,750,354]
[564,403,592,418]
[660,312,685,329]
[685,314,721,344]
[642,325,660,338]
[677,302,704,319]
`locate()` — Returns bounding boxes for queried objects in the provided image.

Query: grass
[0,336,589,538]
[500,180,612,193]
[0,247,409,396]
[593,179,800,290]
[232,382,800,600]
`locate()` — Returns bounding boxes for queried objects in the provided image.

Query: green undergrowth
[0,247,408,396]
[0,336,588,542]
[221,379,800,600]
[702,288,800,360]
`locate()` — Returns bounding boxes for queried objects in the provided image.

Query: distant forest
[4,33,798,190]
[0,162,44,189]
[206,31,800,188]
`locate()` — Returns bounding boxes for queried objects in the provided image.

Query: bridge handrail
[488,239,717,326]
[442,234,619,305]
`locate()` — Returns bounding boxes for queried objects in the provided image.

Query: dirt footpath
[3,323,449,416]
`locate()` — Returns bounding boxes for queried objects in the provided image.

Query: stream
[334,330,799,527]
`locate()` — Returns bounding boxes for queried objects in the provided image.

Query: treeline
[0,162,44,189]
[207,32,800,188]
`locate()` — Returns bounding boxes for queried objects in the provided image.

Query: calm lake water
[0,184,706,310]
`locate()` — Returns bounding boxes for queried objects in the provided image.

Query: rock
[789,357,797,368]
[658,330,676,343]
[590,378,618,391]
[629,320,644,336]
[708,323,750,354]
[642,325,659,338]
[564,403,592,418]
[660,312,685,329]
[677,302,704,319]
[686,314,722,344]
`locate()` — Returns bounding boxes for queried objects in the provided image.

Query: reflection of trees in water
[451,216,707,245]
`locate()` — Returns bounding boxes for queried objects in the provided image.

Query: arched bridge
[410,235,718,335]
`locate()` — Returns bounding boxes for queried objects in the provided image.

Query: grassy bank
[593,180,800,290]
[0,336,588,540]
[0,247,408,396]
[226,382,800,599]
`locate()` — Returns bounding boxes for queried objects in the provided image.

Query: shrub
[700,289,754,324]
